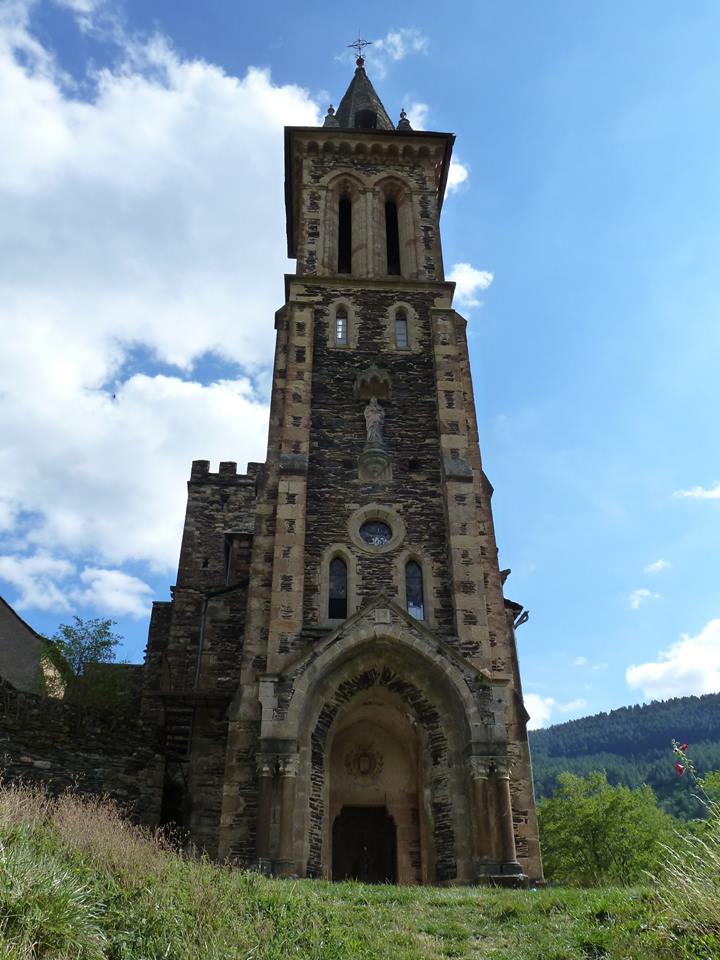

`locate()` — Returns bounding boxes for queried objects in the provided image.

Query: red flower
[674,762,686,776]
[680,743,688,751]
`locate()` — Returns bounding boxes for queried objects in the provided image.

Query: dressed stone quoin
[141,52,543,885]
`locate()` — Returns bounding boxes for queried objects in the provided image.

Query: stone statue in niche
[364,397,385,446]
[359,396,391,483]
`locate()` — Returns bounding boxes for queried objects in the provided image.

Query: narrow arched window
[385,200,400,275]
[329,557,348,619]
[395,309,409,349]
[406,560,424,620]
[338,197,352,274]
[335,306,348,346]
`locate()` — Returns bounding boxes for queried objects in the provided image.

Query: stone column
[255,753,276,874]
[494,759,522,876]
[468,757,494,876]
[275,754,299,877]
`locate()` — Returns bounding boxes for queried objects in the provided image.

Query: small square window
[395,317,409,349]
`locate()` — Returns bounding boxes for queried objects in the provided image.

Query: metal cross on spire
[348,34,373,65]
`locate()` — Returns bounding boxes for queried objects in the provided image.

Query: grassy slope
[0,784,684,960]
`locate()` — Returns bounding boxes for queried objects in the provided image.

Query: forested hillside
[529,693,720,818]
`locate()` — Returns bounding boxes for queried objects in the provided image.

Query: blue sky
[1,0,719,728]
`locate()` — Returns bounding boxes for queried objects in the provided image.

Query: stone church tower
[142,56,542,885]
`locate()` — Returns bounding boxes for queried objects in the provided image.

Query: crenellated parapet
[189,459,264,483]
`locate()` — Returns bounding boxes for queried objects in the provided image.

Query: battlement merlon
[189,460,265,484]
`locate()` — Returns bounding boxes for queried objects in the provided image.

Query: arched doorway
[332,806,397,882]
[325,692,429,883]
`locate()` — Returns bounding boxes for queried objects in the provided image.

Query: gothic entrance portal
[325,691,430,884]
[332,806,397,883]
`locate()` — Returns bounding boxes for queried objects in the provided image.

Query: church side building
[142,57,543,885]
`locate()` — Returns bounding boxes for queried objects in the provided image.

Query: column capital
[278,754,300,778]
[493,756,513,780]
[255,753,278,777]
[468,756,493,781]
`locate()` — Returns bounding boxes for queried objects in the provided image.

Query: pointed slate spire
[333,55,394,131]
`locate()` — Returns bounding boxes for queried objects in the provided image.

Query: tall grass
[653,802,720,959]
[0,780,673,959]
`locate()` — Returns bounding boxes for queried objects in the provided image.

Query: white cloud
[572,656,588,667]
[406,100,429,130]
[559,698,587,713]
[447,158,469,193]
[644,559,671,574]
[0,8,318,590]
[0,551,152,617]
[72,568,153,618]
[525,693,588,729]
[629,588,659,610]
[674,483,720,500]
[0,554,74,612]
[448,263,494,309]
[361,28,429,80]
[525,694,555,730]
[626,618,720,700]
[55,0,99,10]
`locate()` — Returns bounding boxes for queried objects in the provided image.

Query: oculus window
[359,521,393,548]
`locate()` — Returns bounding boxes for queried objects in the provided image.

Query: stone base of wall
[0,678,163,824]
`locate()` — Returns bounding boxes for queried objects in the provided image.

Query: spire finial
[348,34,372,67]
[397,107,412,131]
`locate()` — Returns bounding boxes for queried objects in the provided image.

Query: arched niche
[289,634,484,884]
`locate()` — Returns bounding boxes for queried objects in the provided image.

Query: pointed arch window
[385,200,401,276]
[338,197,352,274]
[329,557,348,619]
[405,560,424,620]
[395,309,409,349]
[335,306,348,346]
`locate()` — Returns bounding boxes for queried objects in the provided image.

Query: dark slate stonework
[300,285,456,638]
[0,678,162,822]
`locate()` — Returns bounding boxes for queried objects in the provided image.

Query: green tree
[50,616,122,677]
[538,771,679,886]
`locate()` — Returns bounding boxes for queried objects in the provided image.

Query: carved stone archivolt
[345,742,384,783]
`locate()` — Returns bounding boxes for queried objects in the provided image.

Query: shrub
[538,771,679,886]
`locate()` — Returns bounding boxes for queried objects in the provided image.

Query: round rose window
[358,520,393,547]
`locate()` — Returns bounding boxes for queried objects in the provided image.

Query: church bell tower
[143,53,542,885]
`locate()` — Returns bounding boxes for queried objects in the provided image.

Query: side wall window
[385,200,401,275]
[329,557,348,619]
[335,306,348,346]
[338,197,352,274]
[395,309,409,349]
[405,560,424,620]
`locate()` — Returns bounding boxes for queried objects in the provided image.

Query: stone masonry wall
[0,678,163,823]
[300,282,457,641]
